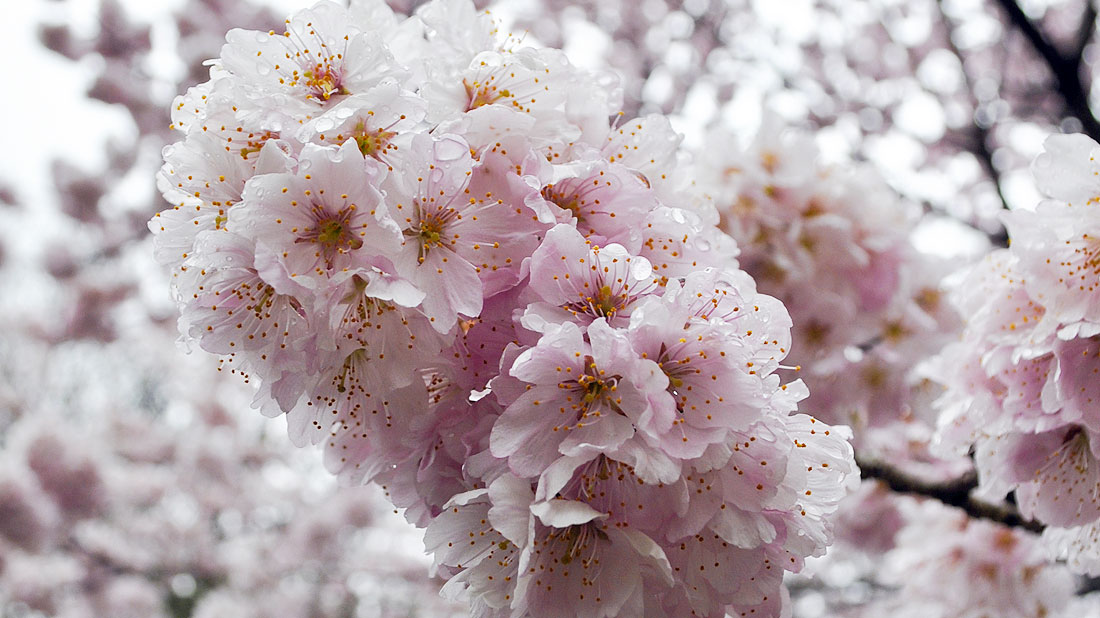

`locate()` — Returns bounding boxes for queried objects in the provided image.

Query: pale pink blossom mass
[927,133,1100,576]
[150,0,860,615]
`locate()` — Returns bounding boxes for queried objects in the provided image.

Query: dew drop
[435,136,468,161]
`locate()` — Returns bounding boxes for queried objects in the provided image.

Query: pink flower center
[294,204,363,270]
[541,184,585,225]
[407,205,460,263]
[302,62,347,101]
[549,521,608,566]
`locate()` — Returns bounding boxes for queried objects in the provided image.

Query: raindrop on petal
[434,136,469,161]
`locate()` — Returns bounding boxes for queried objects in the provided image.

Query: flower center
[295,205,363,270]
[237,130,280,159]
[566,284,624,319]
[554,521,608,565]
[464,78,512,110]
[303,63,346,101]
[353,121,398,159]
[333,351,361,393]
[407,210,453,264]
[250,284,278,319]
[541,185,585,224]
[419,222,443,247]
[655,342,692,410]
[317,219,346,245]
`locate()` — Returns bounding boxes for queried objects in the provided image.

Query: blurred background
[1,0,1098,616]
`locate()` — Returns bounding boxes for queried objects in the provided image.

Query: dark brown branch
[991,0,1100,140]
[856,455,1045,534]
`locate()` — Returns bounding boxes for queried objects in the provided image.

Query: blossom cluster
[927,133,1100,574]
[0,303,458,618]
[151,0,858,615]
[695,116,965,479]
[0,403,459,618]
[868,501,1077,618]
[785,481,1100,618]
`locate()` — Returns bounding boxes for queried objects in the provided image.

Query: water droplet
[630,256,653,281]
[434,136,468,162]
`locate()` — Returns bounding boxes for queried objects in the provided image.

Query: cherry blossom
[149,1,860,614]
[926,133,1100,575]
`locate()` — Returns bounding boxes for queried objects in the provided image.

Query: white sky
[0,0,311,211]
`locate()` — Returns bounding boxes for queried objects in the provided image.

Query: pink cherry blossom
[489,320,666,477]
[149,2,861,613]
[218,1,408,128]
[523,224,657,331]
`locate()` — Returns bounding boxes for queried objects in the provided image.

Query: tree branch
[991,0,1100,140]
[856,455,1044,534]
[1072,1,1097,63]
[936,0,1012,214]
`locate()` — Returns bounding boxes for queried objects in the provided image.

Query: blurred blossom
[505,0,1099,233]
[0,1,465,616]
[871,502,1076,618]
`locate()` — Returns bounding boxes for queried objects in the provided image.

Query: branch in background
[936,0,1013,221]
[992,0,1100,141]
[1073,1,1097,62]
[856,455,1045,534]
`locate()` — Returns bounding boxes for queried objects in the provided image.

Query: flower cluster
[927,133,1100,574]
[869,502,1076,618]
[0,304,458,618]
[696,116,964,478]
[151,0,858,615]
[0,406,460,618]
